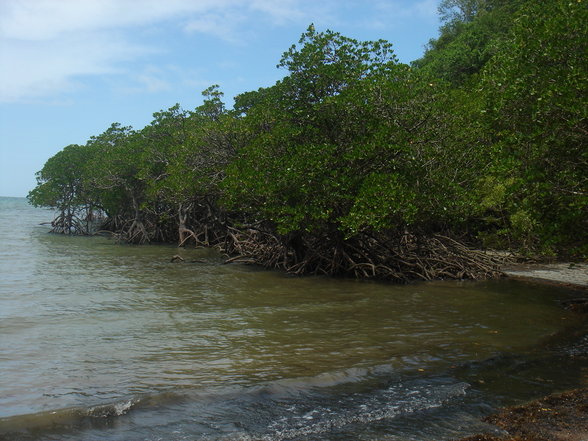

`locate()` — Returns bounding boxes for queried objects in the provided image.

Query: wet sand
[457,388,588,441]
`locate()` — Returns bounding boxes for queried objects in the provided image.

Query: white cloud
[0,0,311,103]
[183,10,246,44]
[135,68,173,94]
[373,0,438,19]
[249,0,307,24]
[0,0,438,102]
[117,65,209,95]
[0,30,146,102]
[412,0,440,19]
[0,0,235,41]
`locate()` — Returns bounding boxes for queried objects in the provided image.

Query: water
[0,196,586,440]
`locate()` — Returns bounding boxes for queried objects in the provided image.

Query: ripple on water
[1,198,586,440]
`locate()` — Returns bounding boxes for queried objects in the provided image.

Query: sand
[502,262,588,290]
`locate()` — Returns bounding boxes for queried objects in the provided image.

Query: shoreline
[457,263,588,441]
[501,262,588,291]
[456,388,588,441]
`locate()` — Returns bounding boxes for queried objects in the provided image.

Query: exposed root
[178,227,200,247]
[220,228,507,282]
[52,203,507,282]
[110,218,154,244]
[50,208,106,235]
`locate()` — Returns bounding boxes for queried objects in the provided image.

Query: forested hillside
[29,0,587,281]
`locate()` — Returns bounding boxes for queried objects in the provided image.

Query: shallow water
[0,197,586,440]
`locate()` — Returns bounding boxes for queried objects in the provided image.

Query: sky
[0,0,442,198]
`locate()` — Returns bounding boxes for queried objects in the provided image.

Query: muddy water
[0,197,586,440]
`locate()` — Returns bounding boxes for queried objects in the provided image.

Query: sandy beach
[502,262,588,290]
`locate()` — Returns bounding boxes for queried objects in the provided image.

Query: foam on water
[0,371,469,440]
[255,381,470,441]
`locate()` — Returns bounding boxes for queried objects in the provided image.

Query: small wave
[86,399,135,418]
[0,393,169,438]
[563,333,588,357]
[0,373,471,441]
[254,380,470,441]
[0,400,132,435]
[249,365,392,399]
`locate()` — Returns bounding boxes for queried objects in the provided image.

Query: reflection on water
[0,197,586,440]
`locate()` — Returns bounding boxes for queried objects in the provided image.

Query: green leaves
[28,14,586,257]
[416,1,523,85]
[28,143,94,210]
[341,172,418,235]
[223,28,488,241]
[277,25,397,111]
[479,0,588,254]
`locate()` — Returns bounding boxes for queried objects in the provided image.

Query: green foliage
[415,0,523,85]
[480,0,588,255]
[28,143,94,210]
[151,87,239,203]
[342,172,418,234]
[224,28,490,242]
[438,0,488,25]
[277,24,396,105]
[82,123,142,216]
[28,12,586,259]
[223,27,399,236]
[27,143,101,234]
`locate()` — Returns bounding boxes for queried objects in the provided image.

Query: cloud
[0,0,438,102]
[249,0,307,24]
[0,30,146,102]
[183,10,247,44]
[116,65,209,95]
[0,0,311,103]
[182,0,322,42]
[412,0,440,19]
[135,67,173,94]
[372,0,438,20]
[0,0,234,41]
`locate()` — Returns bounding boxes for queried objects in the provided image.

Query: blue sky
[0,0,442,197]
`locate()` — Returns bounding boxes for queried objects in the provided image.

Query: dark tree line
[29,0,587,281]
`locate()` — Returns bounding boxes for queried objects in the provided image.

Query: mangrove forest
[28,0,587,281]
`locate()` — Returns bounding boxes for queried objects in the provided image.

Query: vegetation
[29,0,587,281]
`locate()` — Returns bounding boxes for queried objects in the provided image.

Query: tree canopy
[29,0,588,280]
